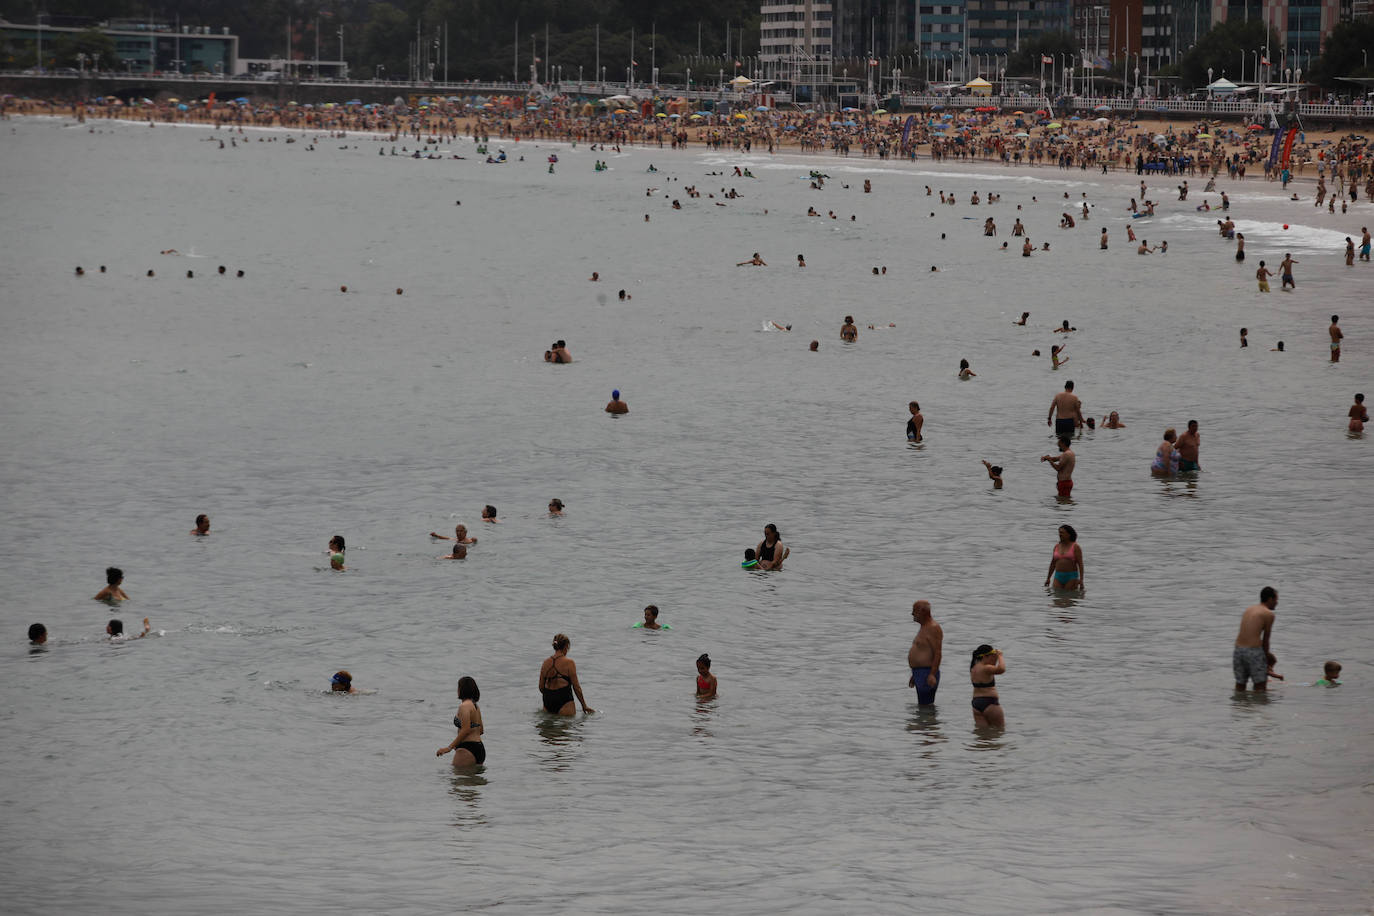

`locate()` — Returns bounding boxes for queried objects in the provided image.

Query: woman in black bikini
[436,676,485,766]
[755,524,788,571]
[540,634,594,716]
[970,645,1006,727]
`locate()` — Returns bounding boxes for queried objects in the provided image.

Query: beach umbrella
[668,113,680,119]
[1011,109,1025,114]
[874,108,888,115]
[842,106,860,112]
[1013,131,1030,138]
[1248,124,1264,130]
[784,124,797,130]
[167,97,179,103]
[527,104,539,110]
[1197,133,1212,139]
[236,97,250,104]
[1046,121,1062,128]
[930,104,944,110]
[1094,117,1109,124]
[976,105,996,112]
[1094,104,1112,112]
[690,114,703,119]
[940,113,954,120]
[1069,116,1081,120]
[733,113,748,119]
[656,112,667,117]
[176,103,188,111]
[729,75,753,87]
[843,120,857,126]
[1153,134,1167,142]
[755,105,770,111]
[1035,109,1049,115]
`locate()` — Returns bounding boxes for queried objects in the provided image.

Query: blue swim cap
[612,390,620,399]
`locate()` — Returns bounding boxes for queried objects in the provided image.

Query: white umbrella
[729,76,753,88]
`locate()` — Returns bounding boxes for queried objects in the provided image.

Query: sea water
[1,116,1371,915]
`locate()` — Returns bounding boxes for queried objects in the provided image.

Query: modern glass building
[0,19,238,74]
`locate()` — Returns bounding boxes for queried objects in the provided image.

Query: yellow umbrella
[690,114,703,119]
[656,112,666,117]
[166,97,179,103]
[733,112,747,119]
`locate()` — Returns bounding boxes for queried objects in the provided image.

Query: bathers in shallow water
[1232,645,1268,687]
[696,675,713,694]
[456,740,486,764]
[971,696,1000,713]
[1055,418,1076,439]
[910,666,939,705]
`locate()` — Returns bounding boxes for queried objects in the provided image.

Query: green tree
[52,27,117,69]
[1308,18,1374,88]
[1005,31,1076,78]
[1177,19,1281,89]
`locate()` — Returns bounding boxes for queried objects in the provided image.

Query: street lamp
[376,64,385,81]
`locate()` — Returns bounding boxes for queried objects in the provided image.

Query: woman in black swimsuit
[540,634,593,716]
[436,676,485,766]
[970,645,1006,728]
[755,524,788,571]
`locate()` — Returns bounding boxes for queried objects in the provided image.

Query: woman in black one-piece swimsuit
[540,633,593,716]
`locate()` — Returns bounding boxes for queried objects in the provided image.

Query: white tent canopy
[963,77,992,88]
[1206,77,1239,93]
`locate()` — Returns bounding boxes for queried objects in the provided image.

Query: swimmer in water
[330,552,346,570]
[1013,312,1029,326]
[695,654,718,700]
[436,676,485,766]
[841,316,858,341]
[605,389,629,414]
[107,617,151,640]
[981,460,1004,489]
[481,505,499,523]
[94,567,129,602]
[970,646,1006,727]
[958,359,977,379]
[1045,524,1084,590]
[548,499,564,516]
[431,524,477,544]
[756,524,788,570]
[330,670,359,694]
[809,340,819,351]
[1050,345,1068,369]
[540,633,593,716]
[742,548,759,569]
[638,605,663,629]
[29,623,48,646]
[1350,393,1368,432]
[1053,320,1075,333]
[440,544,468,559]
[191,514,210,536]
[736,252,767,267]
[1101,411,1125,429]
[906,401,923,442]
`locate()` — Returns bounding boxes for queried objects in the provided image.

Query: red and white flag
[1041,54,1053,64]
[1260,56,1270,66]
[868,58,880,66]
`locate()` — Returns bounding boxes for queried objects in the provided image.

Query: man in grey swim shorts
[1233,586,1277,691]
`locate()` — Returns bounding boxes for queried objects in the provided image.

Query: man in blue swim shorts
[907,600,943,705]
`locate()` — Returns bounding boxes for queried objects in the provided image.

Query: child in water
[742,549,759,569]
[1314,661,1342,686]
[635,604,667,629]
[981,460,1004,489]
[695,654,718,700]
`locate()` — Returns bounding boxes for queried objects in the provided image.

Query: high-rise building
[759,1,836,95]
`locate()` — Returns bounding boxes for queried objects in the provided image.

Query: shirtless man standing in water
[1047,381,1083,440]
[1041,436,1076,498]
[1234,587,1277,691]
[907,600,943,706]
